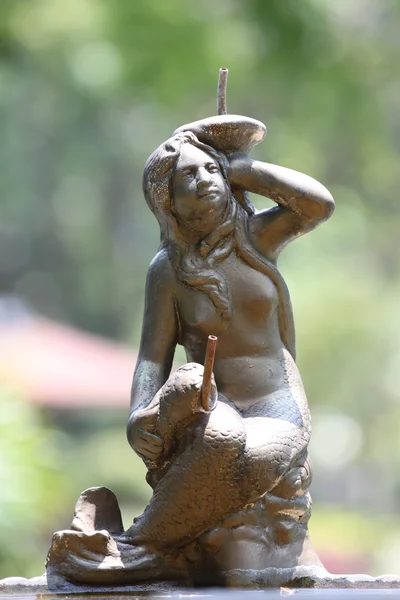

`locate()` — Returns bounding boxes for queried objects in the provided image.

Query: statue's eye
[182,169,193,179]
[207,164,219,173]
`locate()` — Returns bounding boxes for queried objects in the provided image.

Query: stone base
[2,567,400,596]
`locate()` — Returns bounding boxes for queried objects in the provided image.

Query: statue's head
[143,132,238,321]
[143,131,232,243]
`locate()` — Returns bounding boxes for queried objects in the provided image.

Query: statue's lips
[198,187,219,200]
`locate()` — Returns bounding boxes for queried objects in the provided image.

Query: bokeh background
[1,0,400,579]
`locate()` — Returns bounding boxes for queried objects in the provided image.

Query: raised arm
[229,154,335,260]
[127,249,178,455]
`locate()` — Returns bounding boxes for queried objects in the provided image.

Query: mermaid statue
[46,69,336,588]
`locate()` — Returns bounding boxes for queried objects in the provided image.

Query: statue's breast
[223,253,279,326]
[178,287,225,340]
[176,251,279,347]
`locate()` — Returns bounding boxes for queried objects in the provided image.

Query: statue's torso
[174,250,303,407]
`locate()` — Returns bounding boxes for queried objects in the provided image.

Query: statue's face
[171,144,229,235]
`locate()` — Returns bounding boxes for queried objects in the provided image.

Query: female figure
[47,115,334,587]
[126,116,333,563]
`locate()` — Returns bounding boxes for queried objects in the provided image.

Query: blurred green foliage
[1,0,400,578]
[0,390,69,576]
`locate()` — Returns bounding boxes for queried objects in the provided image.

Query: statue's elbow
[126,409,139,449]
[309,187,335,225]
[323,189,335,220]
[126,418,134,450]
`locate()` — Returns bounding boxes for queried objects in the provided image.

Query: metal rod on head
[217,68,228,116]
[201,335,218,411]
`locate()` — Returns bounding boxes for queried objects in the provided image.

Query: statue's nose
[197,168,212,188]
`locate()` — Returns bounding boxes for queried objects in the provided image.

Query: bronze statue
[45,69,336,588]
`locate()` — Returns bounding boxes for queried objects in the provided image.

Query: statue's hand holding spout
[128,362,218,473]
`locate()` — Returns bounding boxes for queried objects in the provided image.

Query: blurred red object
[319,551,372,574]
[0,316,137,407]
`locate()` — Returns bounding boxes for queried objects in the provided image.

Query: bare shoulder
[147,248,177,291]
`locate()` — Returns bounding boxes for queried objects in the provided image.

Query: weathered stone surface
[71,486,124,534]
[2,568,400,596]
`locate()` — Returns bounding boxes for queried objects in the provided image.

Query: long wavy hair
[143,132,296,359]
